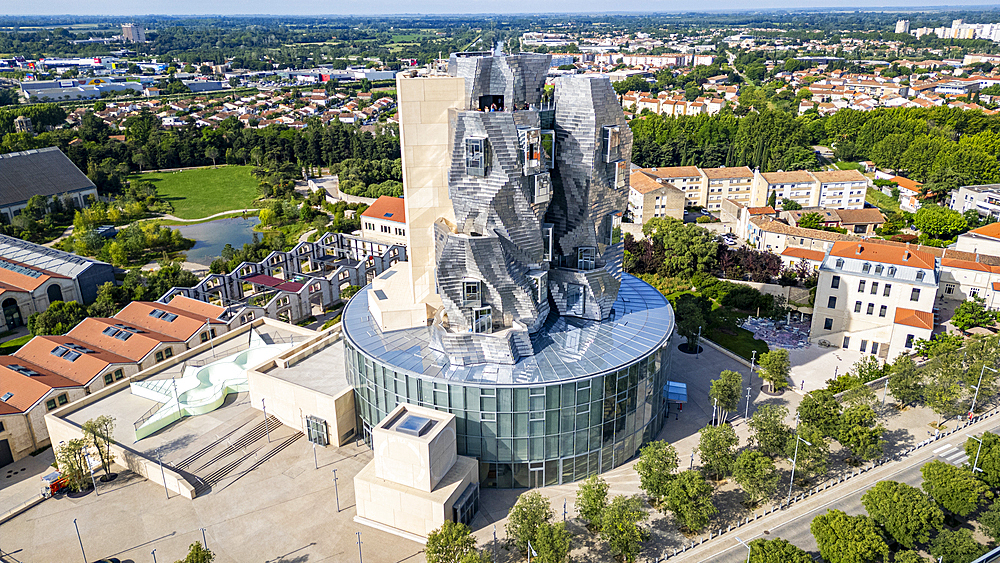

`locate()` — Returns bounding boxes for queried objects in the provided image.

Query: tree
[173,542,214,563]
[506,491,552,555]
[797,389,842,438]
[757,349,790,391]
[732,450,779,507]
[888,355,924,406]
[642,218,719,277]
[205,146,219,167]
[673,294,706,349]
[797,212,824,229]
[748,403,791,458]
[709,370,743,421]
[860,480,943,548]
[533,522,571,563]
[978,498,1000,542]
[894,551,929,563]
[27,300,89,336]
[600,495,649,563]
[838,404,886,463]
[810,509,890,563]
[781,198,803,211]
[81,415,116,479]
[914,205,968,239]
[426,521,478,563]
[576,475,610,530]
[784,425,830,481]
[55,439,91,493]
[921,460,992,517]
[663,470,717,532]
[951,296,996,332]
[767,190,777,208]
[698,423,738,480]
[633,441,678,504]
[746,538,812,563]
[966,431,1000,488]
[929,529,988,563]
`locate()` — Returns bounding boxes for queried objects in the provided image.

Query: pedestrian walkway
[932,442,970,466]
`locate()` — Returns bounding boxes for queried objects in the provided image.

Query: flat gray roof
[261,336,350,397]
[0,147,96,208]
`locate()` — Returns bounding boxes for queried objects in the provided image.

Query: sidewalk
[0,448,54,522]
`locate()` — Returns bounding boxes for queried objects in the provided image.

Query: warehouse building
[0,147,98,221]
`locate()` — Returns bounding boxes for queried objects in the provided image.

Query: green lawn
[0,335,32,355]
[133,166,259,220]
[834,161,864,171]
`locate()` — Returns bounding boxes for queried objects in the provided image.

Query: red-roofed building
[780,247,825,271]
[957,216,1000,257]
[811,240,939,360]
[361,196,407,245]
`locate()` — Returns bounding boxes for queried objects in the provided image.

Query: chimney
[856,244,863,255]
[903,251,910,262]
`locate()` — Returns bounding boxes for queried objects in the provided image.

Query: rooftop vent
[856,244,864,255]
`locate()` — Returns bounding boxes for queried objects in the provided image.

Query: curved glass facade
[345,336,673,488]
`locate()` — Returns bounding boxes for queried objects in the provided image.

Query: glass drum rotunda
[343,51,675,488]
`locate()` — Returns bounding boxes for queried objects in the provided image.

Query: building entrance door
[529,462,544,488]
[2,298,22,329]
[0,439,13,468]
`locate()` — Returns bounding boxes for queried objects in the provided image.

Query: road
[678,419,1000,562]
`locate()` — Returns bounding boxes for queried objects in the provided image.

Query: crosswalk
[933,442,970,467]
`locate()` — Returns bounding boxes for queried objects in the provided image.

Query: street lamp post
[152,549,157,563]
[971,366,997,418]
[74,518,87,563]
[332,468,340,512]
[734,535,751,563]
[695,326,702,359]
[356,531,364,563]
[744,386,752,420]
[967,433,986,475]
[201,527,208,550]
[262,398,271,443]
[788,435,813,503]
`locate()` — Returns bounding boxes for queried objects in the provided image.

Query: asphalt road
[696,421,1000,563]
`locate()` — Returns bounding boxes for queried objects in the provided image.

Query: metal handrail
[133,401,166,431]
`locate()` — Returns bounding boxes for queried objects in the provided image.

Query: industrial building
[0,147,98,223]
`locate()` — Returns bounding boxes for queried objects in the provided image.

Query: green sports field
[134,165,259,220]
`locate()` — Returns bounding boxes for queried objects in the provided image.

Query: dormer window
[916,270,925,282]
[874,265,883,275]
[862,263,871,273]
[887,266,896,277]
[835,258,844,269]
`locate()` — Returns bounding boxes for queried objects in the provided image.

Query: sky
[5,0,1000,16]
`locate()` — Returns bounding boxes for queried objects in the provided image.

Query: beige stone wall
[397,75,466,309]
[372,414,457,493]
[0,413,38,462]
[246,370,356,448]
[641,185,684,223]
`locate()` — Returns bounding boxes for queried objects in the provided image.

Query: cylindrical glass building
[344,273,674,488]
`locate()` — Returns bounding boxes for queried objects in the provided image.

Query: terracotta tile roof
[167,295,226,320]
[13,335,131,386]
[894,307,934,330]
[0,357,80,412]
[890,175,922,192]
[811,169,868,183]
[639,166,702,179]
[748,206,777,215]
[702,166,753,179]
[630,171,674,195]
[968,222,1000,240]
[780,247,826,261]
[113,301,213,342]
[835,208,885,224]
[752,217,860,242]
[760,171,816,184]
[0,259,57,292]
[361,196,406,224]
[941,257,991,272]
[68,318,180,362]
[829,241,936,269]
[993,282,1000,291]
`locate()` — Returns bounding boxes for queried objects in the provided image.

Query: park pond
[176,216,260,266]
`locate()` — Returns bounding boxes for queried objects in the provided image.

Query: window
[858,280,866,292]
[155,351,164,362]
[905,334,915,348]
[879,305,887,318]
[911,288,921,301]
[867,303,875,315]
[541,225,553,262]
[577,247,596,271]
[843,336,851,349]
[916,271,925,282]
[827,296,837,309]
[887,266,896,277]
[831,275,841,289]
[164,348,173,359]
[854,301,862,313]
[473,307,492,334]
[58,394,68,405]
[883,284,891,297]
[860,340,868,353]
[463,281,482,306]
[835,259,844,269]
[114,369,124,381]
[104,373,114,385]
[306,415,329,446]
[870,282,879,295]
[533,174,552,204]
[46,399,57,411]
[862,263,872,273]
[824,318,833,330]
[200,332,209,343]
[464,137,488,176]
[971,287,981,298]
[603,125,621,163]
[871,342,880,355]
[874,265,883,275]
[945,284,956,295]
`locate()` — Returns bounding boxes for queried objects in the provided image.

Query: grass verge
[0,335,32,355]
[866,187,901,213]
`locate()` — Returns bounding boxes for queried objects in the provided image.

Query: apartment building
[360,196,407,246]
[949,184,1000,219]
[751,169,869,210]
[628,170,684,223]
[703,167,755,210]
[636,166,703,208]
[811,241,938,360]
[747,215,859,254]
[957,222,1000,257]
